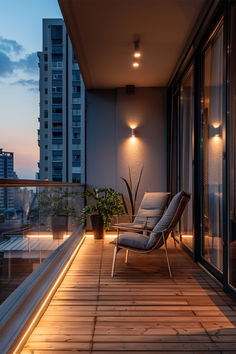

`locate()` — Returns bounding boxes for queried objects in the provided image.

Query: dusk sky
[0,0,62,179]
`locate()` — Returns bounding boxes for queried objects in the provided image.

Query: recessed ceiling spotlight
[132,62,139,68]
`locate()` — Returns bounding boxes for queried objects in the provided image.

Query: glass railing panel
[0,181,84,304]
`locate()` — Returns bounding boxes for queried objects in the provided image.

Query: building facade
[38,19,85,183]
[0,148,17,209]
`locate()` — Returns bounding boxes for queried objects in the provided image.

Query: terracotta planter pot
[90,214,104,239]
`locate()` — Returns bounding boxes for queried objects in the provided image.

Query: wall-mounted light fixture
[132,39,141,69]
[209,124,222,138]
[131,128,136,138]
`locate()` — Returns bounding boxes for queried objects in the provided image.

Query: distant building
[37,19,85,183]
[0,148,18,209]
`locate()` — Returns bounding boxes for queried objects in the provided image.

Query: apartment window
[44,54,48,62]
[44,100,48,104]
[72,174,81,183]
[44,110,48,118]
[52,62,63,69]
[52,87,62,93]
[52,97,62,104]
[52,72,62,80]
[45,145,48,149]
[72,71,80,81]
[52,151,62,161]
[72,86,80,93]
[52,131,62,137]
[73,128,80,139]
[45,88,48,94]
[72,109,80,115]
[72,98,80,104]
[52,122,62,129]
[45,156,48,161]
[72,121,80,127]
[44,122,48,129]
[45,167,48,172]
[52,38,62,45]
[72,115,81,122]
[53,177,62,182]
[44,64,48,71]
[45,134,48,138]
[44,77,48,82]
[52,107,62,114]
[51,25,62,40]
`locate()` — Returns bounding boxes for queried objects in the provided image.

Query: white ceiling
[59,0,208,88]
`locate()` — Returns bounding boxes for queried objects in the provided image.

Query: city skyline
[0,0,62,179]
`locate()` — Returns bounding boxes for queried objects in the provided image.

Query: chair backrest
[146,191,190,250]
[134,192,170,228]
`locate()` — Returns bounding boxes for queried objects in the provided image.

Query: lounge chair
[113,192,170,233]
[111,191,190,278]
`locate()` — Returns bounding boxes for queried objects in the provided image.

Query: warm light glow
[212,122,221,129]
[27,233,71,239]
[134,51,141,58]
[85,234,117,238]
[13,234,85,354]
[132,62,139,68]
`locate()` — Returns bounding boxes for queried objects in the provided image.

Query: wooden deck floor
[22,236,236,353]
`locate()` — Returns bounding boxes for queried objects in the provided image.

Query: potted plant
[38,187,79,239]
[81,188,125,239]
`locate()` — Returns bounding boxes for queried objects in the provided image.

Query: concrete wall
[86,87,167,212]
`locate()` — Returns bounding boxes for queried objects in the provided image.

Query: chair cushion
[134,192,170,228]
[146,191,190,250]
[117,232,149,250]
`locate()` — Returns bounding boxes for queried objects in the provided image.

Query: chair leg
[162,232,172,278]
[111,245,119,278]
[125,250,129,263]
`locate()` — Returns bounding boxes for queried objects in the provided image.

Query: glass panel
[202,24,224,271]
[170,90,180,196]
[229,3,236,288]
[0,184,84,304]
[180,67,194,250]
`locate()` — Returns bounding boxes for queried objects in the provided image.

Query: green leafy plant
[38,187,79,221]
[121,165,143,217]
[81,188,125,230]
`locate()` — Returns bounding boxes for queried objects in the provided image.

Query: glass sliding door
[179,67,194,250]
[201,23,224,272]
[229,3,236,288]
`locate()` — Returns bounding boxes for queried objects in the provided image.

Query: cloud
[0,37,24,56]
[16,52,38,73]
[12,79,38,92]
[0,37,38,79]
[0,51,14,76]
[14,79,38,87]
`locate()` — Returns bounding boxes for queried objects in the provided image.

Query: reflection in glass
[180,67,194,250]
[202,24,223,271]
[0,185,83,304]
[229,3,236,288]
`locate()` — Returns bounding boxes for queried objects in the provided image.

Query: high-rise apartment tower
[38,19,85,183]
[0,148,17,209]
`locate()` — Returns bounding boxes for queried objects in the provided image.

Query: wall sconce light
[209,124,222,138]
[131,128,136,138]
[134,40,141,58]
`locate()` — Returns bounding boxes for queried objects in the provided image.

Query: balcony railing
[0,178,86,352]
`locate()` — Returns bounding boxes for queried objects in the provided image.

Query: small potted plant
[39,187,79,239]
[81,188,125,239]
